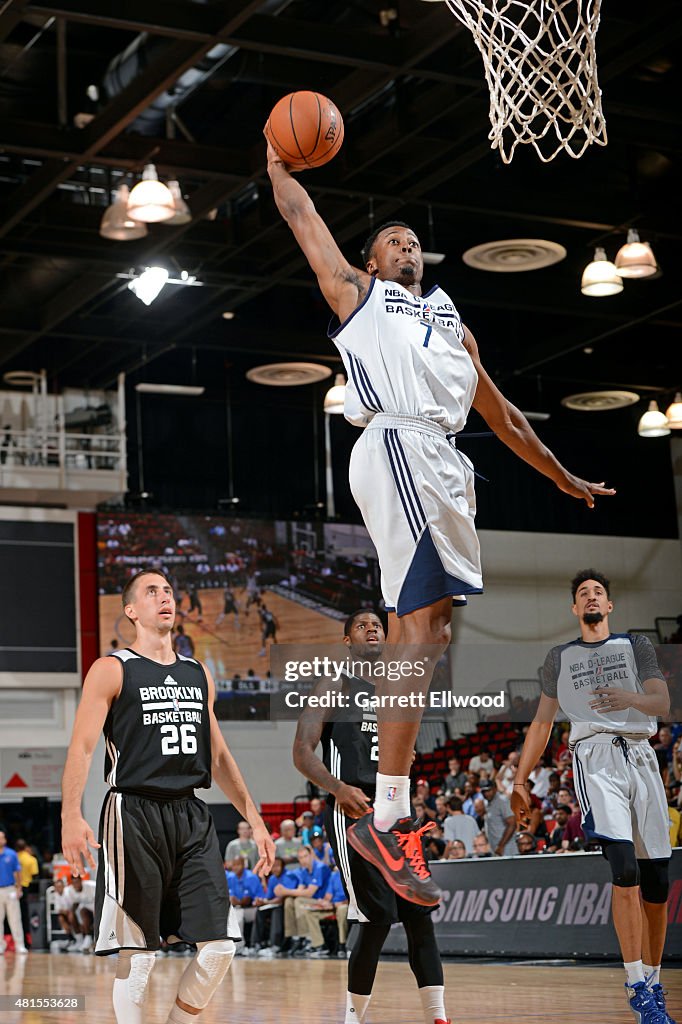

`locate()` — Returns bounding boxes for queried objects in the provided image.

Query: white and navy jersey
[540,633,664,746]
[320,675,378,796]
[104,649,212,798]
[329,278,477,433]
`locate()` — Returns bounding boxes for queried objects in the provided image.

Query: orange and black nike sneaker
[347,814,441,906]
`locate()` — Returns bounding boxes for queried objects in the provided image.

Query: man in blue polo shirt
[304,869,350,958]
[0,830,27,954]
[225,855,265,950]
[278,844,330,957]
[252,857,299,956]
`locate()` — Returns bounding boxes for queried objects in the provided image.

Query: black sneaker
[347,814,441,906]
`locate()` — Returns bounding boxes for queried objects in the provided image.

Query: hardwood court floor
[1,953,680,1024]
[99,586,342,677]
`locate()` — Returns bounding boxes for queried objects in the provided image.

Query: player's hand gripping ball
[264,91,344,170]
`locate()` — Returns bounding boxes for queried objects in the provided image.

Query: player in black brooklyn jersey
[61,569,274,1024]
[293,609,451,1024]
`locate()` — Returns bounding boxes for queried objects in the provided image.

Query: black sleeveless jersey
[320,674,378,799]
[104,649,212,798]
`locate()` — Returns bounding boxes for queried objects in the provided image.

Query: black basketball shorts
[94,789,240,955]
[324,803,434,926]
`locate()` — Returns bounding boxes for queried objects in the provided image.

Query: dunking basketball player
[293,609,452,1024]
[512,571,674,1024]
[268,142,615,904]
[61,569,274,1024]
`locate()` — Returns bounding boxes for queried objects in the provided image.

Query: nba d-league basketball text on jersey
[329,278,483,615]
[104,649,211,796]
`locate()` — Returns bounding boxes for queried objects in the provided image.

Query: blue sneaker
[650,982,677,1024]
[627,981,669,1023]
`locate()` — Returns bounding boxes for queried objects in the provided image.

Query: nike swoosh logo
[368,821,404,871]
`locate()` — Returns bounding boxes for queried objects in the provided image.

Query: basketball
[264,91,344,170]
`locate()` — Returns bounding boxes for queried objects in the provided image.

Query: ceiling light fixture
[127,164,176,223]
[614,228,657,279]
[99,185,148,241]
[222,311,235,320]
[324,374,346,414]
[163,181,192,226]
[637,400,670,438]
[580,247,623,297]
[135,383,205,396]
[127,266,169,305]
[664,392,682,429]
[422,204,446,265]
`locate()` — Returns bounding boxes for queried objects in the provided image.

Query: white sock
[374,773,411,830]
[643,964,661,987]
[624,960,645,987]
[166,1003,197,1024]
[345,992,371,1023]
[419,984,447,1023]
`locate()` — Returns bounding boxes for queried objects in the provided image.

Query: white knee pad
[177,939,236,1011]
[115,951,156,1007]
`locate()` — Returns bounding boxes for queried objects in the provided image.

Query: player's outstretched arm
[266,141,370,320]
[204,667,275,876]
[463,326,616,508]
[510,694,559,830]
[293,693,372,819]
[61,657,122,877]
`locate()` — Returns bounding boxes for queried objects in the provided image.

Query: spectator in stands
[461,779,480,817]
[541,772,562,815]
[473,797,487,831]
[425,832,447,861]
[673,738,682,787]
[442,840,467,860]
[298,810,316,843]
[275,819,302,865]
[480,780,516,857]
[224,821,259,870]
[414,779,437,819]
[105,638,119,655]
[434,794,449,826]
[225,855,265,950]
[310,827,335,867]
[443,797,480,853]
[253,857,298,956]
[468,750,495,776]
[172,623,195,658]
[554,728,570,762]
[559,807,586,852]
[666,788,682,848]
[557,786,577,810]
[495,751,519,796]
[443,756,467,795]
[52,877,77,950]
[528,758,553,798]
[65,875,95,953]
[515,832,537,856]
[547,805,572,853]
[309,796,325,829]
[303,870,350,958]
[472,834,493,859]
[279,845,331,958]
[655,726,675,766]
[15,840,38,949]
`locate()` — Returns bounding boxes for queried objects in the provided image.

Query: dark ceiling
[0,0,680,528]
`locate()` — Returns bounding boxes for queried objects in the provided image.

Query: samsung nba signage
[382,850,682,959]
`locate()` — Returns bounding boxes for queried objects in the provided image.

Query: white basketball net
[438,0,607,163]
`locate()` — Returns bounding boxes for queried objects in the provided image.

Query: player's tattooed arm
[266,141,370,319]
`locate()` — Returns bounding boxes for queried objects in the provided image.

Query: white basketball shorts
[572,733,671,860]
[349,414,483,616]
